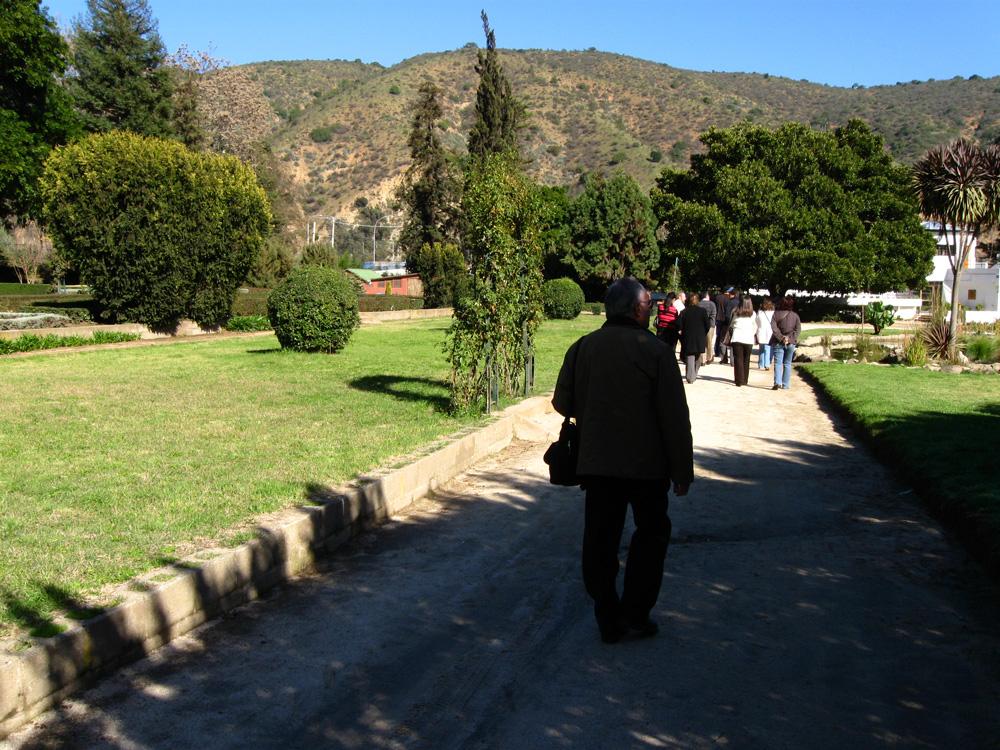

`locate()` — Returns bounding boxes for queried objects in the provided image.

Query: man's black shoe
[771,384,780,391]
[628,617,659,638]
[599,621,626,643]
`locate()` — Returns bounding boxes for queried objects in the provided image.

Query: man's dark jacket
[552,317,694,484]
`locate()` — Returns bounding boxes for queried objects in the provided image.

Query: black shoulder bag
[543,416,580,486]
[544,342,581,486]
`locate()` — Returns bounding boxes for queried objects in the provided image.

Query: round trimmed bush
[267,267,360,352]
[542,278,585,319]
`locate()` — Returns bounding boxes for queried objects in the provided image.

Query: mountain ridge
[229,48,1000,221]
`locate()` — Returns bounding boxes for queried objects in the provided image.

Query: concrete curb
[0,394,557,739]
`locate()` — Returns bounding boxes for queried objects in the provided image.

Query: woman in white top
[756,298,775,370]
[727,297,758,387]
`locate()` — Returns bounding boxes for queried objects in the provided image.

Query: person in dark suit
[677,292,711,383]
[553,278,694,643]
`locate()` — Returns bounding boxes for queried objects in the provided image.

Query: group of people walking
[654,288,801,390]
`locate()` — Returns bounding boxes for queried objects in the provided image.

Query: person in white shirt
[672,291,686,315]
[727,297,758,386]
[756,298,775,370]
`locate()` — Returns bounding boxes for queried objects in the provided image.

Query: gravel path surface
[7,361,1000,749]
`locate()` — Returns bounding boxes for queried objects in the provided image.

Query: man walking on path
[699,290,717,364]
[553,277,694,643]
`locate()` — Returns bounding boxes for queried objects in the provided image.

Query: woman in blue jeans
[769,296,801,390]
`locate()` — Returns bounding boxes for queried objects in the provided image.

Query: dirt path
[6,361,1000,749]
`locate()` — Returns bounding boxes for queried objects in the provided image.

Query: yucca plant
[920,319,952,359]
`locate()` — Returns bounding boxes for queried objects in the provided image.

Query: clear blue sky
[43,0,1000,88]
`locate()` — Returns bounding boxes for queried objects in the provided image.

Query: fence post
[522,322,534,396]
[484,342,499,413]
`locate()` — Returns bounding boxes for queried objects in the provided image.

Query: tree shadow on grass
[348,374,451,412]
[1,583,108,639]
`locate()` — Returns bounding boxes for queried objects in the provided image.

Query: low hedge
[0,283,53,295]
[233,286,424,317]
[0,331,140,355]
[358,294,423,312]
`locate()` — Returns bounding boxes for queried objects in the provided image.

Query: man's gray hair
[604,277,646,318]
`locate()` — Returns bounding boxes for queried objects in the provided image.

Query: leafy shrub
[901,335,928,367]
[864,301,896,335]
[310,126,335,143]
[389,84,401,95]
[963,334,998,363]
[588,302,603,315]
[542,278,585,319]
[0,331,139,355]
[225,315,271,332]
[853,334,884,362]
[649,149,663,163]
[267,267,359,352]
[42,132,271,333]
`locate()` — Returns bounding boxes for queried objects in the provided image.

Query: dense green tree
[0,0,80,219]
[913,139,1000,342]
[535,184,575,281]
[398,81,460,261]
[466,11,522,161]
[447,152,542,411]
[68,0,174,137]
[407,242,468,308]
[652,120,935,298]
[567,171,659,298]
[42,132,271,332]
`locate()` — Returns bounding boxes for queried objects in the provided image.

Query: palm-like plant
[913,140,1000,347]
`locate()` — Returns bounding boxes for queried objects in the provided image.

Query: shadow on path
[13,428,1000,749]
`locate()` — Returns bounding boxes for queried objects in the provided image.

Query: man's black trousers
[582,476,672,628]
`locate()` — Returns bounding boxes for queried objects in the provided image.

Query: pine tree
[466,11,522,161]
[398,81,459,260]
[68,0,173,137]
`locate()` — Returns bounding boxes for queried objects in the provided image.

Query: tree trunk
[948,265,962,355]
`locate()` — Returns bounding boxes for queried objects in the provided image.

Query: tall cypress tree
[68,0,173,137]
[466,11,522,161]
[398,80,459,259]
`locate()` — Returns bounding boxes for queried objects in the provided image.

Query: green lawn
[0,315,603,638]
[801,363,1000,574]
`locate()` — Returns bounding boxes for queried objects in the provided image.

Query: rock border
[0,394,555,739]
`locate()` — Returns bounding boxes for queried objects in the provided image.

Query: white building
[923,221,999,323]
